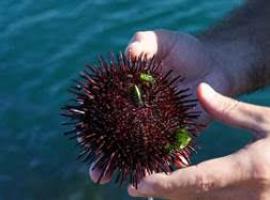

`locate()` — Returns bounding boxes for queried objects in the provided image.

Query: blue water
[1,0,270,199]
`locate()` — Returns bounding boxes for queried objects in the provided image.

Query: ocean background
[1,0,270,199]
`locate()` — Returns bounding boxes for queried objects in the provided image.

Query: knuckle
[252,167,270,186]
[247,141,270,186]
[151,179,168,193]
[125,42,143,58]
[194,166,216,193]
[257,108,270,133]
[243,105,270,134]
[221,99,240,116]
[147,176,172,196]
[127,42,140,53]
[251,157,270,184]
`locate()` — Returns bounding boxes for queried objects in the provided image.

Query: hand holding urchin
[62,53,201,187]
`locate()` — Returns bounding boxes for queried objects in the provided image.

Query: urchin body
[62,53,200,187]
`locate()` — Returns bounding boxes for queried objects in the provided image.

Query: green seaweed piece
[165,128,192,153]
[140,73,155,83]
[175,128,192,149]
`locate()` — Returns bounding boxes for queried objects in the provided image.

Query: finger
[125,30,178,60]
[197,83,270,135]
[128,149,252,198]
[125,31,158,59]
[89,163,113,184]
[77,136,113,184]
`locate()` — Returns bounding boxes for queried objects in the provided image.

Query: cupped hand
[128,83,270,200]
[124,30,234,123]
[89,30,235,184]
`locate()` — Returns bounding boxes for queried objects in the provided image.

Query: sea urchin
[62,52,201,187]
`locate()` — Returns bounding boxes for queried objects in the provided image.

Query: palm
[126,30,228,124]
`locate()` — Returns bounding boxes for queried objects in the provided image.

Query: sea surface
[1,0,270,199]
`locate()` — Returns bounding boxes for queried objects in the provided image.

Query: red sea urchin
[62,52,201,187]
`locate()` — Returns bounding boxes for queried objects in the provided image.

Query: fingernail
[126,41,142,58]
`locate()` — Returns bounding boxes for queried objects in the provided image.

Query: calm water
[1,0,270,199]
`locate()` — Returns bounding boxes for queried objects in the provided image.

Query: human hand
[90,30,234,183]
[124,30,234,123]
[128,83,270,200]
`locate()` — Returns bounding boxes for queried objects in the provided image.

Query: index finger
[128,148,252,198]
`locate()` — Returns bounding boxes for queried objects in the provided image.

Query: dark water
[1,0,270,199]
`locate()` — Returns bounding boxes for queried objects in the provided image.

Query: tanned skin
[90,0,270,199]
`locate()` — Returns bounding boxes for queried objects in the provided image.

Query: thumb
[197,83,270,136]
